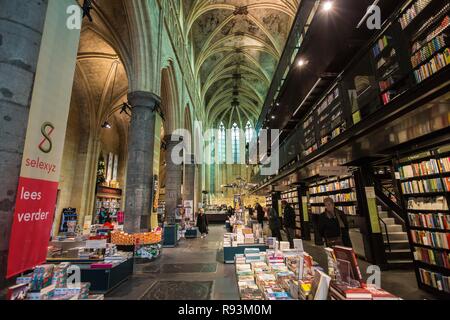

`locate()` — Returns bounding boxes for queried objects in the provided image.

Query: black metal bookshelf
[395,142,450,298]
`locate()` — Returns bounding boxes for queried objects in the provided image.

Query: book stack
[401,178,444,194]
[372,35,390,58]
[414,246,450,269]
[413,16,450,83]
[408,212,450,230]
[411,34,448,68]
[410,230,450,249]
[440,156,450,172]
[399,0,433,29]
[419,268,450,293]
[399,158,441,178]
[407,197,448,210]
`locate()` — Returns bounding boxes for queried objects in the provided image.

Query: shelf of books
[302,110,318,157]
[397,144,450,297]
[308,175,357,216]
[370,24,411,106]
[400,0,450,84]
[316,84,346,147]
[281,188,302,238]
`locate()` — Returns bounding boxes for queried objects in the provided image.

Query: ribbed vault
[186,0,299,128]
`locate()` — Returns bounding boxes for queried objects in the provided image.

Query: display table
[223,244,268,264]
[46,258,134,293]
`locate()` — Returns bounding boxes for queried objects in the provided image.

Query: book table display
[223,222,268,264]
[234,243,401,301]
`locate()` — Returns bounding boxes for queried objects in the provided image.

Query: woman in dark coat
[197,209,209,238]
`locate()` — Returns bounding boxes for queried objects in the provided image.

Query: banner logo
[38,122,55,154]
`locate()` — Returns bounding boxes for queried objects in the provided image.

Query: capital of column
[128,91,161,109]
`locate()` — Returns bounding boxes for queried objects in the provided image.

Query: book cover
[310,269,331,300]
[333,246,363,286]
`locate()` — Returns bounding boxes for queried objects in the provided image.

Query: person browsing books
[318,197,352,247]
[268,206,282,242]
[255,203,265,228]
[281,200,296,248]
[196,208,209,239]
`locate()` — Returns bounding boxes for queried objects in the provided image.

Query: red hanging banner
[7,178,58,277]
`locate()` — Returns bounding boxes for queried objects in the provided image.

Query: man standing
[318,198,352,247]
[268,206,282,241]
[255,203,265,229]
[281,200,296,248]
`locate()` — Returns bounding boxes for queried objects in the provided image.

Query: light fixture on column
[119,102,132,117]
[101,121,112,129]
[81,0,94,22]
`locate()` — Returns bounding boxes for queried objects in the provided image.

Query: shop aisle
[106,225,240,300]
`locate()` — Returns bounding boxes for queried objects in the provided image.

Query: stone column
[124,91,160,233]
[165,135,183,223]
[0,0,49,286]
[183,154,196,204]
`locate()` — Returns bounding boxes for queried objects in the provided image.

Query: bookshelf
[370,26,411,106]
[399,0,450,84]
[316,84,346,147]
[303,110,317,157]
[396,143,450,296]
[307,175,357,216]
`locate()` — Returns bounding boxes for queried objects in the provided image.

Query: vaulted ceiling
[185,0,299,129]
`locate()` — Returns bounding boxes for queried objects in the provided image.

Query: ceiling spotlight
[322,1,333,12]
[276,102,280,107]
[271,115,276,119]
[298,59,308,67]
[101,121,112,129]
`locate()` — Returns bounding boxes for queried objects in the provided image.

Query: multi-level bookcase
[280,187,311,240]
[308,175,358,216]
[399,0,450,84]
[317,84,346,147]
[396,144,450,298]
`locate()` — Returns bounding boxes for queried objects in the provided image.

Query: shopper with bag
[196,208,209,239]
[318,197,352,247]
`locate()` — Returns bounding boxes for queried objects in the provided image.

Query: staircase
[378,206,413,268]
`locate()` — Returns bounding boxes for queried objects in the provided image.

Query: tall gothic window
[218,122,226,163]
[232,123,240,164]
[245,121,253,144]
[210,135,215,193]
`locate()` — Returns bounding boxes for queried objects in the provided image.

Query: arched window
[232,123,240,164]
[218,122,226,163]
[210,134,215,193]
[245,121,253,144]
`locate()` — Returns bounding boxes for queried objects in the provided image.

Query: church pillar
[124,91,160,233]
[164,135,183,222]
